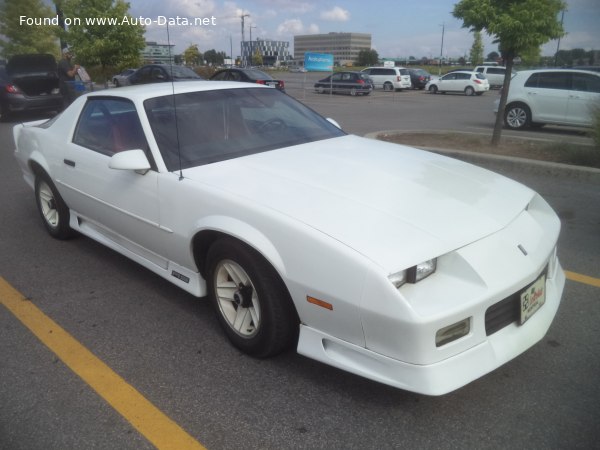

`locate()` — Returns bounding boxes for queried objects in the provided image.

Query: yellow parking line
[565,271,600,288]
[0,277,206,450]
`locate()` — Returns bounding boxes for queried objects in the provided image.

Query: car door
[524,71,569,123]
[566,72,600,126]
[439,73,457,91]
[59,97,164,257]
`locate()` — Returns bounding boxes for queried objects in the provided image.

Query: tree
[183,44,201,66]
[469,31,484,66]
[58,0,145,77]
[356,49,379,66]
[454,0,565,145]
[519,46,541,66]
[0,0,60,58]
[251,48,263,66]
[486,51,500,62]
[204,49,225,66]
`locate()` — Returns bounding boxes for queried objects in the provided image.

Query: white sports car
[13,81,565,395]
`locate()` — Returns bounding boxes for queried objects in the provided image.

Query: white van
[474,66,514,89]
[361,67,412,91]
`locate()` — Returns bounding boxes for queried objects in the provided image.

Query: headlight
[388,258,437,289]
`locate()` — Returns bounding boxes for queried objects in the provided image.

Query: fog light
[436,318,471,347]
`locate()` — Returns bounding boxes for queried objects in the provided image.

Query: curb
[365,130,600,184]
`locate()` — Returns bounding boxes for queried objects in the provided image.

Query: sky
[54,0,600,59]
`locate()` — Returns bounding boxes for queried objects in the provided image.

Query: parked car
[210,68,285,91]
[427,71,490,95]
[288,66,307,73]
[314,71,373,96]
[13,81,564,395]
[0,54,63,121]
[361,66,411,91]
[128,64,203,85]
[474,65,515,89]
[408,68,432,90]
[495,69,600,130]
[112,68,136,87]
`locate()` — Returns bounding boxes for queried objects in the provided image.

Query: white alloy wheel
[38,179,59,228]
[214,259,261,338]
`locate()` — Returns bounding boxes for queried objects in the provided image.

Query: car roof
[86,81,270,102]
[514,68,600,76]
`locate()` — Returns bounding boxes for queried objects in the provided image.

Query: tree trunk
[491,56,514,146]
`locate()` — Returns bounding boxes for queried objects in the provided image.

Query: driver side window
[73,98,149,156]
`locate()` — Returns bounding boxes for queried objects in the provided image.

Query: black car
[408,68,432,90]
[210,68,285,91]
[314,71,373,96]
[0,54,63,122]
[128,64,203,85]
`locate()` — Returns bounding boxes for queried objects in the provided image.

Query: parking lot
[1,80,599,450]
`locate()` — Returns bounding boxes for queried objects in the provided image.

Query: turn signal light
[436,318,471,347]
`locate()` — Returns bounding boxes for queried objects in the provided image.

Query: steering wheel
[258,118,287,133]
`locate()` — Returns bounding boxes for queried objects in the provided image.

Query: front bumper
[297,262,564,396]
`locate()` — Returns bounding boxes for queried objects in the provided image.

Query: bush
[592,105,600,149]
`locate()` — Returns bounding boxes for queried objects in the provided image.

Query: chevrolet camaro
[13,81,565,395]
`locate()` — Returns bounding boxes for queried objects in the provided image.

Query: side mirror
[326,118,342,129]
[109,149,151,174]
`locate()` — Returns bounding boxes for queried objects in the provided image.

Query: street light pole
[439,22,445,76]
[250,25,257,67]
[241,13,250,67]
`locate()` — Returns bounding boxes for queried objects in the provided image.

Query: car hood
[182,135,533,272]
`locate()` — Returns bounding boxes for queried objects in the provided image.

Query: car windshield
[144,87,345,170]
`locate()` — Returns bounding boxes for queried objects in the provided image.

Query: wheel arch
[191,217,286,282]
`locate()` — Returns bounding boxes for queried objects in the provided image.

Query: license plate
[519,274,546,325]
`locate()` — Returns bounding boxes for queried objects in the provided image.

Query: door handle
[64,159,76,167]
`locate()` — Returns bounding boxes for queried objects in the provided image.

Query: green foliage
[453,0,566,146]
[58,0,144,74]
[204,49,226,66]
[0,0,60,58]
[183,44,202,66]
[252,48,263,66]
[470,31,484,65]
[592,106,600,150]
[453,0,565,59]
[356,49,379,66]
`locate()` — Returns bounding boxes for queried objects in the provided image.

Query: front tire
[206,239,298,358]
[504,103,531,130]
[383,82,393,92]
[429,85,438,94]
[35,173,75,239]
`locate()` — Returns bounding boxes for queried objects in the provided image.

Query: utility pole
[250,25,257,67]
[241,13,250,67]
[439,22,445,76]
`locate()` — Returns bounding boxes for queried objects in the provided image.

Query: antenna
[166,21,184,180]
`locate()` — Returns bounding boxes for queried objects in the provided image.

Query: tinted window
[399,69,409,76]
[74,98,149,156]
[211,71,228,80]
[487,68,505,75]
[243,69,272,80]
[571,73,600,93]
[457,73,471,80]
[525,72,569,90]
[144,88,345,170]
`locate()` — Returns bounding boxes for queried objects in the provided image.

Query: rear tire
[206,239,298,358]
[464,86,475,96]
[34,173,76,239]
[383,82,393,92]
[350,87,357,96]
